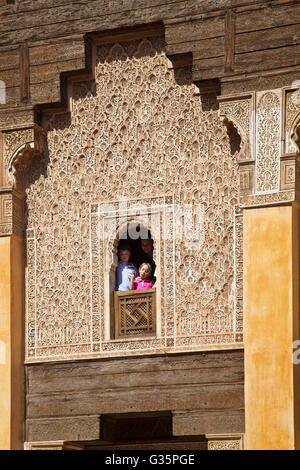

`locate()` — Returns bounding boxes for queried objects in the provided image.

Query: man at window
[140,238,156,281]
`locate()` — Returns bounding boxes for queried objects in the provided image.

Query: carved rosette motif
[25,37,241,361]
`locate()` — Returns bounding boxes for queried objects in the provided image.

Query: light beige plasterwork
[219,87,300,203]
[292,124,300,153]
[24,441,64,450]
[2,126,46,189]
[0,188,23,237]
[256,91,281,194]
[207,434,243,450]
[0,126,45,237]
[91,195,173,351]
[219,95,254,199]
[285,88,300,155]
[24,36,241,362]
[219,95,253,162]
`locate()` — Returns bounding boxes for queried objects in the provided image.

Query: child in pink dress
[129,263,155,290]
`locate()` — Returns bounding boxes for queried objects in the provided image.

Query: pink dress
[133,278,155,290]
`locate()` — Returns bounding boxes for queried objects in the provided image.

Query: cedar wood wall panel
[26,350,244,441]
[0,0,291,45]
[0,1,300,106]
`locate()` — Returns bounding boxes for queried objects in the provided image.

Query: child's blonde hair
[139,262,152,275]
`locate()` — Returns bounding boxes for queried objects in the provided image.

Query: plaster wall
[0,235,24,450]
[244,206,296,449]
[0,236,11,449]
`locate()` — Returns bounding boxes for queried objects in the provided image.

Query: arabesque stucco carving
[25,36,242,361]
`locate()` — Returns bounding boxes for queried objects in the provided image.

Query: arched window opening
[112,224,156,339]
[117,226,156,290]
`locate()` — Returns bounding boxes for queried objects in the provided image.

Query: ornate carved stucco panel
[91,195,174,353]
[207,434,243,450]
[0,187,23,237]
[255,90,281,194]
[219,86,300,206]
[284,87,300,155]
[0,125,46,238]
[219,95,253,162]
[281,87,300,193]
[25,36,241,362]
[219,94,254,197]
[2,126,46,188]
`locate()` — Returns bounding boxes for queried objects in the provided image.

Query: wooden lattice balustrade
[114,289,156,338]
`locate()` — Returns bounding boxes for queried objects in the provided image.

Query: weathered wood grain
[27,382,244,419]
[19,43,30,102]
[0,0,274,46]
[0,67,20,87]
[193,37,300,80]
[0,105,36,130]
[225,10,235,72]
[8,0,269,16]
[27,362,243,396]
[166,36,225,58]
[235,22,300,54]
[89,22,163,45]
[0,0,298,109]
[26,350,244,394]
[221,68,300,95]
[0,0,14,8]
[30,80,61,104]
[0,46,18,70]
[165,15,225,45]
[235,2,300,33]
[0,85,18,107]
[26,351,244,434]
[192,55,224,81]
[29,36,85,66]
[30,58,85,85]
[234,42,300,74]
[26,415,101,442]
[13,0,74,11]
[173,409,244,435]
